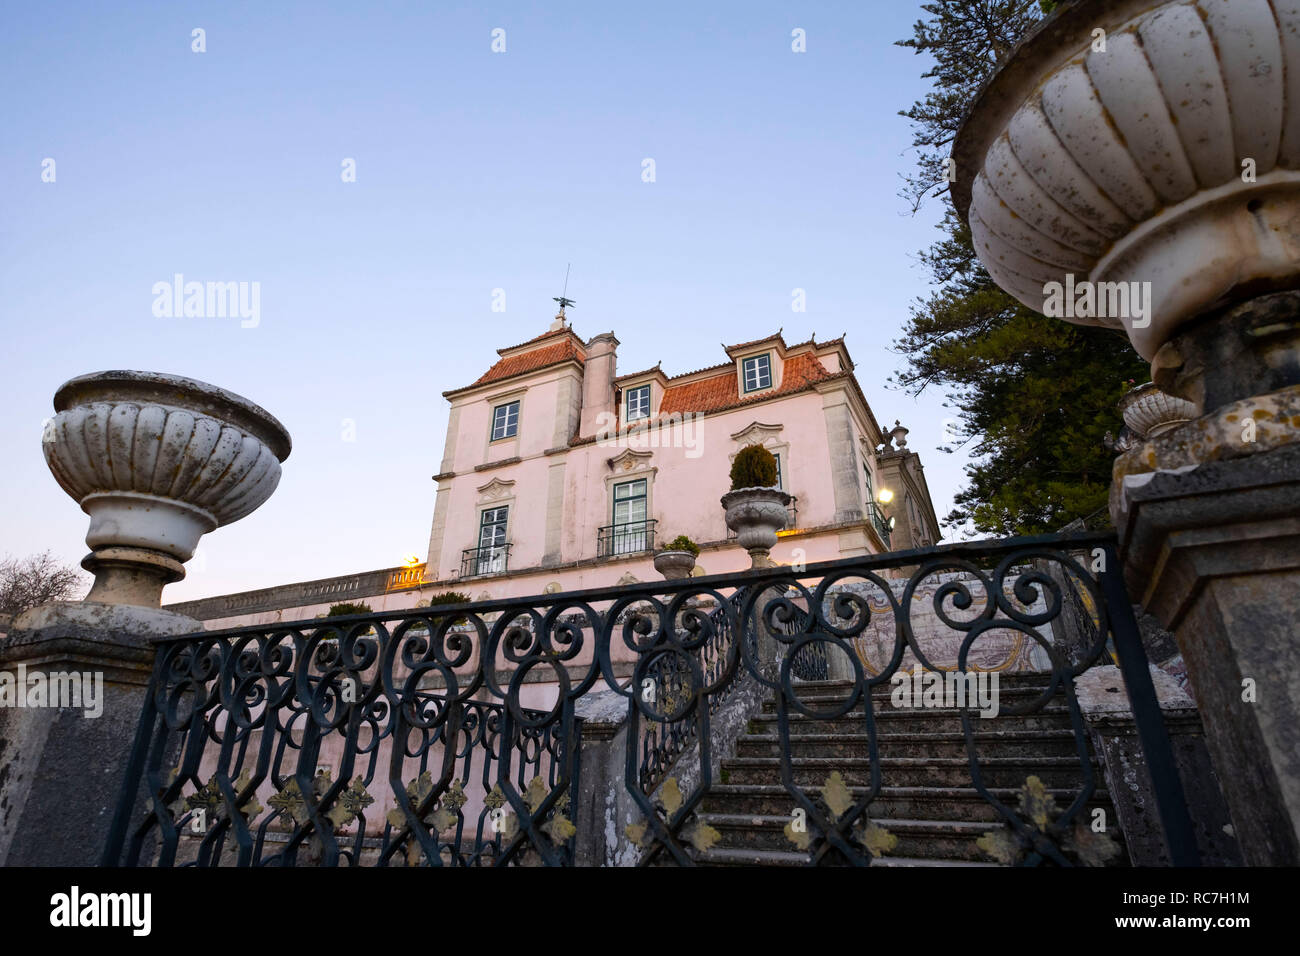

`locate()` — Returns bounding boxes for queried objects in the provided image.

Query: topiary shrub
[426,591,471,607]
[427,590,472,626]
[327,602,373,617]
[663,535,700,556]
[729,444,778,490]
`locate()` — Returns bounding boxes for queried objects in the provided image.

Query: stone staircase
[692,672,1126,866]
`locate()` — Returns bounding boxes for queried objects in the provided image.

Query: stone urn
[953,0,1300,408]
[954,0,1300,865]
[721,487,791,568]
[1118,382,1196,439]
[653,549,697,581]
[42,371,292,608]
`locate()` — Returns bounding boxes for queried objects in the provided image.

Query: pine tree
[894,0,1146,536]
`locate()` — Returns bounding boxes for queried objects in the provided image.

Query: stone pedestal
[1112,384,1300,865]
[0,602,198,866]
[1076,665,1240,866]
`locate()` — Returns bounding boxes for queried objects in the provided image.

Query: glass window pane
[743,355,771,392]
[627,385,650,422]
[491,401,519,440]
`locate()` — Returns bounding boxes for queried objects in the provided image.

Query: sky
[0,0,971,602]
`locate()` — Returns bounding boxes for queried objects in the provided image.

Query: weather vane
[553,263,575,316]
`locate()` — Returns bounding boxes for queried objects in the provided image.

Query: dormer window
[742,354,772,393]
[626,384,651,422]
[491,400,519,441]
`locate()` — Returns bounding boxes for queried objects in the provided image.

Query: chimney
[580,332,619,437]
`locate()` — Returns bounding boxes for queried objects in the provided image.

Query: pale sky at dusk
[0,1,970,602]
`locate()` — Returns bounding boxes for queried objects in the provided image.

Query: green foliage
[426,591,471,606]
[729,445,778,490]
[894,1,1146,536]
[326,602,373,617]
[663,535,700,556]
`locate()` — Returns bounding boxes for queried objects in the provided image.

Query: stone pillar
[1075,665,1241,866]
[0,603,196,865]
[0,370,291,866]
[572,690,639,867]
[1112,333,1300,863]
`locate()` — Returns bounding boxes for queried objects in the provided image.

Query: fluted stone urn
[955,0,1300,864]
[722,488,791,568]
[42,371,292,608]
[653,550,697,581]
[1118,382,1196,439]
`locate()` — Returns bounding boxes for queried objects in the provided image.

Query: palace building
[168,308,942,627]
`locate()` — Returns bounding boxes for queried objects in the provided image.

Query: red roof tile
[659,352,834,416]
[443,338,586,397]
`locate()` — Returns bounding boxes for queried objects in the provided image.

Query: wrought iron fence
[104,531,1197,867]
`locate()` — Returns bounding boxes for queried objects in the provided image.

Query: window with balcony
[602,478,651,556]
[742,354,772,393]
[626,384,650,422]
[467,506,509,575]
[491,401,519,441]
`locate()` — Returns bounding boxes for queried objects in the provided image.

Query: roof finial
[551,263,575,330]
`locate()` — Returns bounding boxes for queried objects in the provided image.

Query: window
[626,384,650,422]
[477,506,509,574]
[861,456,874,504]
[491,401,519,441]
[742,354,772,393]
[612,478,648,554]
[773,452,783,490]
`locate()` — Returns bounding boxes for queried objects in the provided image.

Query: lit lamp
[874,488,896,547]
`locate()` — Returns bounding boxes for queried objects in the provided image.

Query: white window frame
[490,400,519,441]
[742,353,773,393]
[625,384,651,422]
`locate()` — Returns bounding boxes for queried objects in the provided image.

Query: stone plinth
[1112,384,1300,864]
[1075,665,1240,866]
[0,602,198,866]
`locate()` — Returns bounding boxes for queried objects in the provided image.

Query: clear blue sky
[0,1,970,602]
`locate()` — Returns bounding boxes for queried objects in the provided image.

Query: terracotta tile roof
[496,326,575,355]
[725,331,786,353]
[614,363,663,382]
[443,337,586,397]
[659,352,835,416]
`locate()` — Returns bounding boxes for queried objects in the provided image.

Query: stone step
[696,812,1002,860]
[699,782,1117,824]
[748,708,1075,734]
[692,845,1002,867]
[735,730,1084,760]
[764,681,1058,714]
[721,754,1101,789]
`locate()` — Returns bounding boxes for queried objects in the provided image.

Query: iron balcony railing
[460,543,511,578]
[596,519,656,558]
[866,502,892,548]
